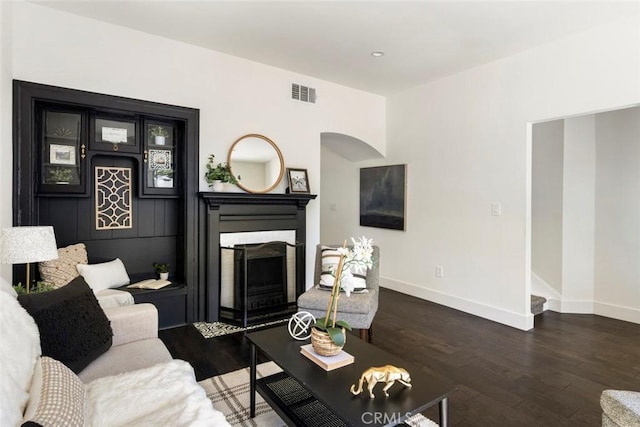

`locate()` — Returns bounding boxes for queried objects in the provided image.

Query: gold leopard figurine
[349,365,412,398]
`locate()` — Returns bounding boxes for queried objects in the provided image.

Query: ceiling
[35,1,639,95]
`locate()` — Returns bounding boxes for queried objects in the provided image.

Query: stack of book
[300,344,354,371]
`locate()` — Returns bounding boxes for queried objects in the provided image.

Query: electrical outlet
[435,265,444,278]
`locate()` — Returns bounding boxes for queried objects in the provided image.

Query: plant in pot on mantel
[312,236,375,356]
[153,262,170,280]
[204,154,237,192]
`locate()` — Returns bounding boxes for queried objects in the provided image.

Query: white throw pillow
[76,258,130,293]
[318,246,367,291]
[0,290,41,427]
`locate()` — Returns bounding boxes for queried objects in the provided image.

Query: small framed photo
[49,144,76,165]
[287,168,310,194]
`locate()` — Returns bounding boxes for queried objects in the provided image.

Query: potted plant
[149,126,170,145]
[153,262,170,280]
[13,281,55,295]
[204,154,237,191]
[154,169,174,188]
[48,167,74,184]
[311,236,374,356]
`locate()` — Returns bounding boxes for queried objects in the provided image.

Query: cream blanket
[85,360,229,426]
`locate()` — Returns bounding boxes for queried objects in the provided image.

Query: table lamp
[0,226,58,293]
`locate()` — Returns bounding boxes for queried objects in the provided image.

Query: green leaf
[335,320,352,331]
[313,320,327,331]
[326,327,345,346]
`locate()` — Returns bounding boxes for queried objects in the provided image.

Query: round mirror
[227,134,284,193]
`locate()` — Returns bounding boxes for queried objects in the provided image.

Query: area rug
[193,319,287,339]
[199,362,439,427]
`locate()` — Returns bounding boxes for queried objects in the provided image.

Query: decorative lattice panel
[95,166,132,230]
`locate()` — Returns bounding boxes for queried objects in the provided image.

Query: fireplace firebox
[220,241,300,326]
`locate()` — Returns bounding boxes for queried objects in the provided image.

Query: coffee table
[248,326,456,427]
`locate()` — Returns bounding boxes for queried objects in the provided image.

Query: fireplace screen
[220,241,302,326]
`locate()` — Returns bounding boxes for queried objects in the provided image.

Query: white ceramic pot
[154,136,166,145]
[155,177,173,188]
[159,272,169,280]
[211,180,224,192]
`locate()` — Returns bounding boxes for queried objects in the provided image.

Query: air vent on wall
[291,83,316,104]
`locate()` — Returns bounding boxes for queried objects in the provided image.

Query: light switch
[329,203,337,212]
[491,202,502,216]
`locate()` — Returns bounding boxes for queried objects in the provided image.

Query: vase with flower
[311,236,374,356]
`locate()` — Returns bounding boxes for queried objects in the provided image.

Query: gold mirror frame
[227,134,285,194]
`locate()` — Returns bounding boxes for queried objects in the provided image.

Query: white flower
[336,236,374,294]
[340,270,356,297]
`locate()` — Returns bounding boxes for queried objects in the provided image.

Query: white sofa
[0,280,229,426]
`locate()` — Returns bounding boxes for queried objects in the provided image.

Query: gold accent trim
[227,133,284,194]
[95,166,132,230]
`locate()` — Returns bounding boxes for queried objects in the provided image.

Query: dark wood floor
[160,288,640,426]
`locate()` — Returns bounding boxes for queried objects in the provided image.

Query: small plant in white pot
[48,167,74,184]
[154,169,174,188]
[204,154,237,192]
[153,262,169,280]
[149,126,170,145]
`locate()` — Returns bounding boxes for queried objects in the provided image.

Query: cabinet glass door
[39,109,86,195]
[142,121,179,196]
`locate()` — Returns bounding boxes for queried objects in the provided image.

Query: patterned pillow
[318,246,367,291]
[22,356,84,427]
[38,243,88,288]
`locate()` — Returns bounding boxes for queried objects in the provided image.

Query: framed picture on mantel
[360,164,406,230]
[287,168,310,194]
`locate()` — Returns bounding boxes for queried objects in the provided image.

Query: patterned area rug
[199,362,439,427]
[193,319,287,339]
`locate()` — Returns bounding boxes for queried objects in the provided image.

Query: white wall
[0,1,386,287]
[594,107,640,322]
[0,2,13,280]
[322,15,640,330]
[531,119,564,293]
[561,115,596,311]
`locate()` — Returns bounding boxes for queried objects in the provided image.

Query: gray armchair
[297,244,380,342]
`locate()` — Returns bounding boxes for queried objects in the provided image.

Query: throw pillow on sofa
[76,258,130,293]
[22,356,84,427]
[18,277,113,373]
[38,243,88,288]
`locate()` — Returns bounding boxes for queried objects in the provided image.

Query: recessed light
[371,51,384,58]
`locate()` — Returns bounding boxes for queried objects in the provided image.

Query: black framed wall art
[360,164,406,230]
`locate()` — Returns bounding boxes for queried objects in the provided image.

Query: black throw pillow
[18,276,113,373]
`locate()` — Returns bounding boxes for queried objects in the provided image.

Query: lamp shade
[0,226,59,264]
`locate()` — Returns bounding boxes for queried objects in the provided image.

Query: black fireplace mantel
[200,192,316,209]
[198,192,317,322]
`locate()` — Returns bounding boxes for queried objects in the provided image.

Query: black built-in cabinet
[13,81,199,328]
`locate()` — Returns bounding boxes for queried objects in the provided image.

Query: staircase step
[531,295,547,315]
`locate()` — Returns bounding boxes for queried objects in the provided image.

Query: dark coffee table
[248,326,456,427]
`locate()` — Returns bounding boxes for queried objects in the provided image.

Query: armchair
[297,244,380,342]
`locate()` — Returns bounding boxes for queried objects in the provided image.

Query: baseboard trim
[593,301,640,324]
[529,297,638,324]
[556,299,594,314]
[380,277,534,331]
